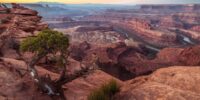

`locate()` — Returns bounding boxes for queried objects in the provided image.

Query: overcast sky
[1,0,200,4]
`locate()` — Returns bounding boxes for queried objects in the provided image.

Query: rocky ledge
[0,58,122,100]
[115,66,200,100]
[0,3,47,59]
[69,41,200,80]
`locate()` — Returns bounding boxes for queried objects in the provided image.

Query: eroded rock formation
[0,3,47,59]
[0,58,122,100]
[115,66,200,100]
[69,41,200,80]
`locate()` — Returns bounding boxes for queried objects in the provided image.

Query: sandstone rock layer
[115,66,200,100]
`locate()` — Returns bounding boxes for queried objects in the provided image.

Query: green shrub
[20,29,69,54]
[88,79,120,100]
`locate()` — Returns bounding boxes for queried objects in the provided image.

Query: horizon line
[1,2,200,5]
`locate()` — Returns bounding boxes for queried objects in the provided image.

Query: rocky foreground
[0,58,122,100]
[1,58,200,100]
[1,3,200,100]
[115,66,200,100]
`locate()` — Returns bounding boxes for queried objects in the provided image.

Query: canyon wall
[0,3,47,59]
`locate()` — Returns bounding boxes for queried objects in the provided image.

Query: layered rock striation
[0,3,47,59]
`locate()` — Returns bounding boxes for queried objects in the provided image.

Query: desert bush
[20,29,70,98]
[88,79,120,100]
[20,29,69,54]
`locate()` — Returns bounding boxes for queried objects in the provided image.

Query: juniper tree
[20,29,69,97]
[20,29,97,99]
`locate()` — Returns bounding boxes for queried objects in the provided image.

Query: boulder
[64,70,122,100]
[115,66,200,100]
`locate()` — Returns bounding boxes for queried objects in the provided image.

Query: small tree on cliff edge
[20,29,95,99]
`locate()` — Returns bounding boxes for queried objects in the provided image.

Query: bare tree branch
[27,52,48,81]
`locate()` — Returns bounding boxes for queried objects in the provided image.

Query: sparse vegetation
[88,79,120,100]
[20,28,70,99]
[20,29,69,54]
[20,28,98,99]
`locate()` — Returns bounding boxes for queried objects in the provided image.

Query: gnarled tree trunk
[26,52,98,100]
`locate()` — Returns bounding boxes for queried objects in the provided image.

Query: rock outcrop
[64,70,122,100]
[0,58,122,100]
[0,58,56,100]
[70,41,200,80]
[0,3,47,59]
[115,66,200,100]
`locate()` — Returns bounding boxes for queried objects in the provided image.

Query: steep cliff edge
[0,3,47,59]
[70,41,200,80]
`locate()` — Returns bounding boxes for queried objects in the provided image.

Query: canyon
[20,3,200,51]
[1,3,200,100]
